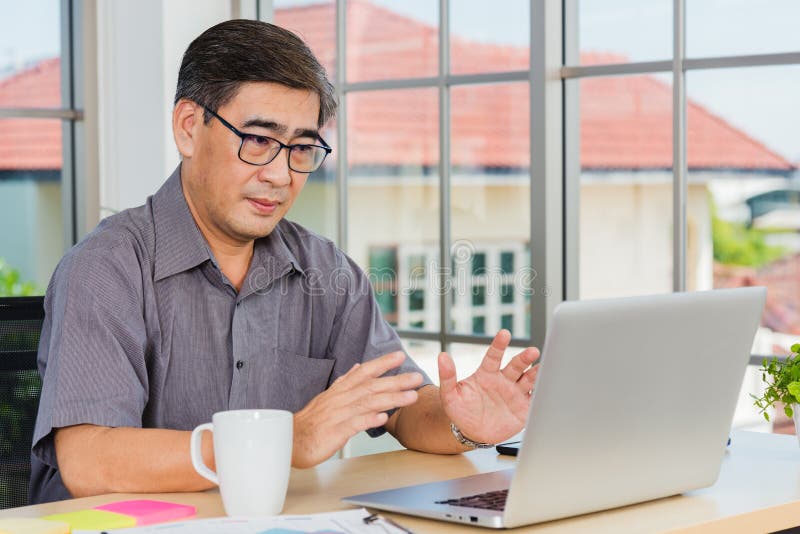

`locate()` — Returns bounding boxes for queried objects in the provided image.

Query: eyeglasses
[201,105,332,173]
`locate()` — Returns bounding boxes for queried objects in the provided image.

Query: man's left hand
[437,329,540,445]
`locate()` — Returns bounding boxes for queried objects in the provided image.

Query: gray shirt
[30,166,431,504]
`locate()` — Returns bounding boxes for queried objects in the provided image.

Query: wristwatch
[450,422,494,449]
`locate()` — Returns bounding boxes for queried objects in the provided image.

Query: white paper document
[73,508,413,534]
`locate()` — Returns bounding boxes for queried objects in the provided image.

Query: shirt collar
[152,165,212,282]
[240,222,306,298]
[153,165,307,286]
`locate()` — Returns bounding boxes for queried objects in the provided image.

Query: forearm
[387,385,472,454]
[55,424,216,497]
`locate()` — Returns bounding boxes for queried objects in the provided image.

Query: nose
[256,148,292,187]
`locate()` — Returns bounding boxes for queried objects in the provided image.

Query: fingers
[293,369,420,468]
[501,347,540,382]
[334,363,423,396]
[516,364,539,395]
[364,371,424,395]
[332,363,360,384]
[479,329,511,373]
[438,351,458,397]
[352,412,389,433]
[356,389,419,415]
[347,351,407,383]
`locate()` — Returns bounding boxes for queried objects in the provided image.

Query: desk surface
[2,431,800,533]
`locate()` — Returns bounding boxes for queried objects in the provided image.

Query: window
[408,289,425,312]
[272,0,536,360]
[0,2,79,296]
[368,246,399,324]
[500,252,514,275]
[501,284,515,304]
[575,74,674,299]
[687,65,800,357]
[472,316,486,335]
[269,2,800,439]
[566,0,800,434]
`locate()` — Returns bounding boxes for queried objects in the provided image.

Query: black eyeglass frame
[201,105,332,173]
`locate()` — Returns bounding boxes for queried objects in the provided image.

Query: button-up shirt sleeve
[32,237,149,471]
[325,249,433,437]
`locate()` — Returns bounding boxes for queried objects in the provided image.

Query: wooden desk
[2,431,800,533]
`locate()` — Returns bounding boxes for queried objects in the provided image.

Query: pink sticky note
[94,500,196,526]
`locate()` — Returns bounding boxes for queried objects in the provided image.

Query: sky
[1,0,798,161]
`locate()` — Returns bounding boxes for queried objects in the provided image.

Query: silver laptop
[344,288,766,528]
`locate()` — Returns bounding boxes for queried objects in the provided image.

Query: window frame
[268,0,800,360]
[0,0,91,297]
[310,0,561,352]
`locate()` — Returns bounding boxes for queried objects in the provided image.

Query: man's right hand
[292,351,423,468]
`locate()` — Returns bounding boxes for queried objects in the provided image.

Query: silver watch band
[450,422,495,449]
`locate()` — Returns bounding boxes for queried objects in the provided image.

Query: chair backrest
[0,296,45,509]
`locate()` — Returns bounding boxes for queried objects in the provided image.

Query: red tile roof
[0,58,61,170]
[716,260,800,336]
[0,3,793,173]
[277,1,794,172]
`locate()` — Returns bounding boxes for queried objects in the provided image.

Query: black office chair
[0,296,44,509]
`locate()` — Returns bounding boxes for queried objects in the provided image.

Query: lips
[247,197,279,214]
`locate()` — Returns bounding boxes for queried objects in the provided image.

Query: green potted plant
[752,344,800,444]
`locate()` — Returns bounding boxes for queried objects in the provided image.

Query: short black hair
[174,19,336,127]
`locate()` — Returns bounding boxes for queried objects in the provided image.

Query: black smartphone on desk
[496,440,521,456]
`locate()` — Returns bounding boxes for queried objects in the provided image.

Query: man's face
[182,82,321,244]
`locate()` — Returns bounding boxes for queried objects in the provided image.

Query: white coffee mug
[190,409,293,516]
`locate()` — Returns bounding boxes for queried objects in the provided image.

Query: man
[30,20,540,504]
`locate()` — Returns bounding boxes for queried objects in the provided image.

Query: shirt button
[236,360,244,369]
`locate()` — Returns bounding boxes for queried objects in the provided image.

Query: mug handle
[190,423,219,485]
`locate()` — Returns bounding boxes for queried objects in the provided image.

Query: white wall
[95,1,232,218]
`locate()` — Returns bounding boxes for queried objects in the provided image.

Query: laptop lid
[502,287,766,527]
[343,288,765,528]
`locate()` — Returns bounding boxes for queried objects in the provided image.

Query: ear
[172,99,203,158]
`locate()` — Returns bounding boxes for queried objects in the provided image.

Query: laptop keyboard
[435,489,509,511]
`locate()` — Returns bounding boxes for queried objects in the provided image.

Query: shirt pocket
[265,349,336,413]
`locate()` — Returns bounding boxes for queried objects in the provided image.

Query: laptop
[343,287,766,528]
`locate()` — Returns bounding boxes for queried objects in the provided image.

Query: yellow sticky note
[0,518,69,534]
[42,509,136,530]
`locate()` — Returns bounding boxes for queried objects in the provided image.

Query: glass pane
[450,83,530,338]
[273,0,336,77]
[347,0,438,83]
[687,66,799,352]
[0,118,64,295]
[577,75,674,299]
[347,88,439,332]
[449,0,529,75]
[286,122,338,241]
[687,0,800,58]
[686,67,800,436]
[578,0,671,65]
[0,0,61,106]
[500,251,514,274]
[408,289,425,312]
[471,285,485,307]
[471,316,486,335]
[402,337,441,386]
[500,283,514,304]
